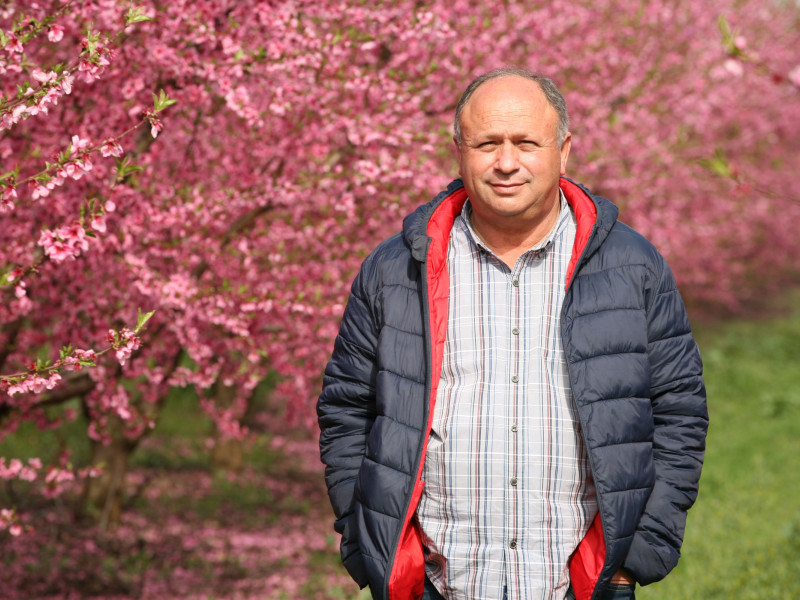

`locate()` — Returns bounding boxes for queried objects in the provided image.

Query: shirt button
[512,279,519,287]
[511,375,519,383]
[510,477,518,486]
[511,424,518,432]
[509,539,517,549]
[512,327,520,335]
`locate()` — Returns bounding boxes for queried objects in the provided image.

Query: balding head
[454,68,569,148]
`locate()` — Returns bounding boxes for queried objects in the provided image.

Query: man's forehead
[471,74,543,95]
[464,77,551,114]
[461,77,558,134]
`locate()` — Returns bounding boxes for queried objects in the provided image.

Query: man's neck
[468,195,562,269]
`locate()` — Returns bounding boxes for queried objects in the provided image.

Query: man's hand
[609,569,636,586]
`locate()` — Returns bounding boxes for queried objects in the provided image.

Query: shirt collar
[459,189,570,255]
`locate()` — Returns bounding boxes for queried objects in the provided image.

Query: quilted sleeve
[317,261,380,588]
[622,256,709,585]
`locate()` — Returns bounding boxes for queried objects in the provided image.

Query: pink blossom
[89,214,107,233]
[79,60,102,83]
[789,65,800,88]
[78,466,102,479]
[31,68,58,83]
[38,224,90,263]
[150,118,163,138]
[71,134,90,151]
[111,328,142,366]
[0,458,23,478]
[60,73,74,94]
[48,25,65,43]
[46,373,62,389]
[29,376,47,394]
[6,33,23,53]
[45,467,75,485]
[18,466,37,482]
[30,182,51,200]
[100,138,123,157]
[724,59,744,78]
[62,162,84,180]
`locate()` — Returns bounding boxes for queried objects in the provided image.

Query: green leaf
[717,14,743,57]
[126,7,154,26]
[84,28,100,55]
[116,155,143,180]
[152,89,177,113]
[0,167,19,183]
[136,308,156,331]
[698,148,733,178]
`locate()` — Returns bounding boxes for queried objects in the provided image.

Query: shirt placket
[505,258,525,598]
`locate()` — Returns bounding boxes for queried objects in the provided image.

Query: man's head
[454,69,569,148]
[453,69,572,238]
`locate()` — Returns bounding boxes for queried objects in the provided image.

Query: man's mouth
[490,182,523,192]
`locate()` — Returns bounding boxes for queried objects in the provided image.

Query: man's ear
[453,136,463,177]
[559,132,572,176]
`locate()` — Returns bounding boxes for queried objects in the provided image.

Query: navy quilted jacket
[318,178,708,600]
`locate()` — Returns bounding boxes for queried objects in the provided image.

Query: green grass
[639,310,800,599]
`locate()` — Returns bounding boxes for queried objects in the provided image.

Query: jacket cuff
[335,513,369,588]
[621,529,678,586]
[341,545,369,588]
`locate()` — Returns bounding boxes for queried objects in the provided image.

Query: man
[318,68,707,600]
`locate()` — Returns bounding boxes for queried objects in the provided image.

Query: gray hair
[453,68,569,147]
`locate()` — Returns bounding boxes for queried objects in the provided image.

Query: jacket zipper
[561,221,612,600]
[383,236,433,600]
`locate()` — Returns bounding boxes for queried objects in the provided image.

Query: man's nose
[494,141,519,173]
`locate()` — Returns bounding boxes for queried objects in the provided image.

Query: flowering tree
[1,0,799,540]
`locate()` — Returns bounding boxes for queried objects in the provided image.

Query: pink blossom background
[1,0,799,597]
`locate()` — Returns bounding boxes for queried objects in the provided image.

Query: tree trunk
[209,381,244,474]
[80,436,138,530]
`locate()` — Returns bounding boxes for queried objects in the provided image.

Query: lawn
[1,306,799,598]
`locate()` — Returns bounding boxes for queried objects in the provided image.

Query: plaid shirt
[417,192,598,600]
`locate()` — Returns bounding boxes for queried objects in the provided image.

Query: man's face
[455,76,571,229]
